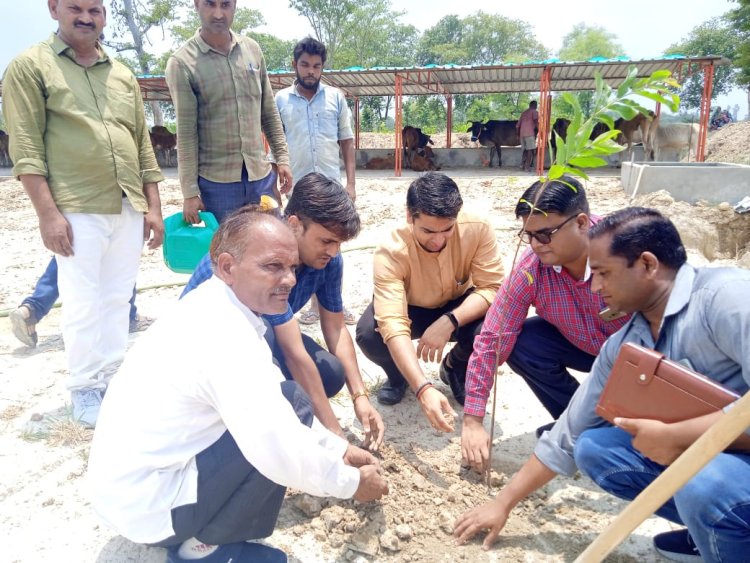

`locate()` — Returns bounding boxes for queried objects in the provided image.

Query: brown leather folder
[596,343,740,424]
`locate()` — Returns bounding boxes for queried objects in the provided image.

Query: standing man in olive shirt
[2,0,164,427]
[356,173,503,432]
[166,0,292,224]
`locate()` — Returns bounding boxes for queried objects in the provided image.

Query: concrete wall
[355,146,648,170]
[621,161,750,205]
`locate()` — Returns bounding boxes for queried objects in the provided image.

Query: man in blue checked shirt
[182,173,384,451]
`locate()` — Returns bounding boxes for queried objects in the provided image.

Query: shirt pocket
[318,108,339,138]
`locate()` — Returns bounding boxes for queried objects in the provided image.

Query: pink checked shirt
[464,241,630,418]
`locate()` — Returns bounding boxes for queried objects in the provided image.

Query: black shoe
[377,379,408,405]
[653,529,701,562]
[439,359,466,406]
[535,421,555,439]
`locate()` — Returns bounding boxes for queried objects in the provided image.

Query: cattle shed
[1,55,726,175]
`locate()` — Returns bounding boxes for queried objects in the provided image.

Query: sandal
[297,309,320,325]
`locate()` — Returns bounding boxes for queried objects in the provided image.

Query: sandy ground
[1,168,748,563]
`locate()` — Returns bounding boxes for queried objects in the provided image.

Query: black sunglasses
[518,214,578,245]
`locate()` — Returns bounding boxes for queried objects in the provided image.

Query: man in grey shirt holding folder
[454,207,750,562]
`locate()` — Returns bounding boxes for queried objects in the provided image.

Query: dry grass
[0,404,24,421]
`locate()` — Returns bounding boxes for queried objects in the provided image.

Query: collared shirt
[165,31,289,199]
[464,220,630,417]
[535,264,750,477]
[88,276,359,544]
[182,253,344,326]
[274,82,353,185]
[517,107,538,138]
[373,211,503,343]
[2,34,163,213]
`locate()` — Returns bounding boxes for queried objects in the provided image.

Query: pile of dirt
[635,190,750,265]
[705,121,750,164]
[358,132,476,150]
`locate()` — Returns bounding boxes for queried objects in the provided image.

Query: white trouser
[57,199,143,391]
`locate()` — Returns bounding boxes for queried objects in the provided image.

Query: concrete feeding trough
[621,161,750,205]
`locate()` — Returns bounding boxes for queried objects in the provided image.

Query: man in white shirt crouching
[87,209,388,563]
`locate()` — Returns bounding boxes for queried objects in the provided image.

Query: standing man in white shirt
[274,36,358,325]
[88,210,387,563]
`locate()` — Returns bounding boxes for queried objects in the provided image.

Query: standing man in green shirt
[2,0,164,427]
[166,0,292,224]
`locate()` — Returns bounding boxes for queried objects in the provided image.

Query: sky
[0,0,744,113]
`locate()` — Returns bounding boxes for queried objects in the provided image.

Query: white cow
[650,122,700,162]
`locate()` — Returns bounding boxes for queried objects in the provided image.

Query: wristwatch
[443,311,459,332]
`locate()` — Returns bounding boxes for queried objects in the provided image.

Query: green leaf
[547,163,567,180]
[569,156,609,168]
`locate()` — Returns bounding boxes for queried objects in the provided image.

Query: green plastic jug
[162,211,219,274]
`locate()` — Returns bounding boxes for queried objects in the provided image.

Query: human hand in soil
[615,417,686,465]
[461,414,490,472]
[418,386,456,432]
[416,316,454,363]
[453,498,508,551]
[343,444,381,469]
[353,397,385,452]
[353,464,389,502]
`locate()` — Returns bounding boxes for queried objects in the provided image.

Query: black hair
[284,172,360,240]
[588,207,687,269]
[406,172,463,219]
[293,36,327,64]
[515,175,589,218]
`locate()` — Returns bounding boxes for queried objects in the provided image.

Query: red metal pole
[446,95,453,148]
[696,62,714,162]
[395,74,403,177]
[536,66,552,176]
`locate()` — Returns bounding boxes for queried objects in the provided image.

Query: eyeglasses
[518,214,578,245]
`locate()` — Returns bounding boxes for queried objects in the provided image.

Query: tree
[288,0,357,69]
[665,16,742,109]
[729,0,750,87]
[248,33,297,71]
[555,23,626,119]
[106,0,189,124]
[417,12,547,66]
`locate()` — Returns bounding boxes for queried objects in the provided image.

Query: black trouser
[506,316,595,419]
[355,293,484,387]
[263,319,346,398]
[152,381,314,547]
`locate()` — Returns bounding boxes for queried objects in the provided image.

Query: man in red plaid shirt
[461,176,630,472]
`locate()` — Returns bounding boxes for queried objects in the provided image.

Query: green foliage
[548,67,680,182]
[554,23,626,120]
[249,33,297,71]
[558,23,625,61]
[666,16,742,108]
[729,0,750,87]
[416,12,547,66]
[289,0,357,68]
[403,96,446,132]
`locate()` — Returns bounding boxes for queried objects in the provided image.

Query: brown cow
[466,120,519,167]
[550,118,610,161]
[409,152,439,172]
[402,126,434,169]
[365,154,395,170]
[0,130,11,168]
[615,111,658,162]
[149,125,177,167]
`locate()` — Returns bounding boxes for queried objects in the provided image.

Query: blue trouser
[153,381,314,546]
[22,257,137,323]
[197,167,276,224]
[263,319,346,398]
[506,317,595,419]
[575,426,750,562]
